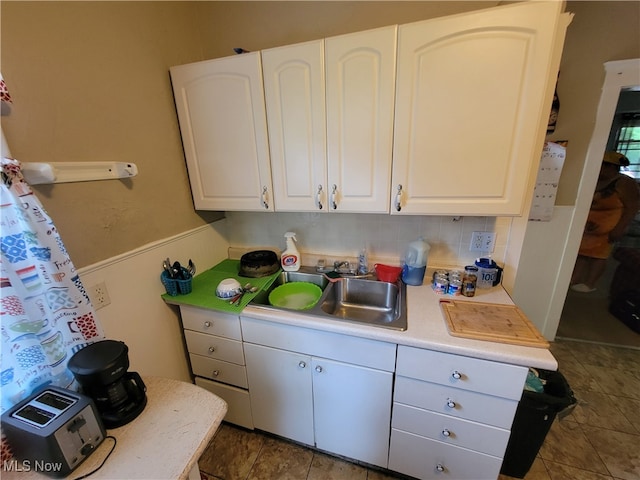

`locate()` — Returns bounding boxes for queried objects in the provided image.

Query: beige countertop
[3,376,227,480]
[241,281,558,371]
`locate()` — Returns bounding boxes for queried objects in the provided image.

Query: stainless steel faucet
[334,260,351,272]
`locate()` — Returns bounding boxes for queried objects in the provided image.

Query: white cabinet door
[244,343,314,445]
[325,26,397,213]
[312,357,393,468]
[262,40,327,212]
[391,2,564,216]
[170,53,273,211]
[262,26,396,214]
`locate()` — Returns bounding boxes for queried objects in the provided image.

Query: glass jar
[462,266,478,297]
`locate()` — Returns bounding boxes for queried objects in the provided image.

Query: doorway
[556,88,640,348]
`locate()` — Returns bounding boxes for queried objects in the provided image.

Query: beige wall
[0,2,221,267]
[1,1,638,269]
[194,1,497,58]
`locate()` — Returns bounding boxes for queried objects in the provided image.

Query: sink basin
[249,268,407,331]
[320,278,406,329]
[250,269,330,306]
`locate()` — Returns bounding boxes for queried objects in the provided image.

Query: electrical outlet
[470,231,496,252]
[89,281,111,310]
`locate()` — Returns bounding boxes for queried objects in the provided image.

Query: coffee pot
[68,340,147,428]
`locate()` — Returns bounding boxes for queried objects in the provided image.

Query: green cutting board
[161,259,281,313]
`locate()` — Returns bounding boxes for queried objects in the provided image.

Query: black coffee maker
[68,340,147,428]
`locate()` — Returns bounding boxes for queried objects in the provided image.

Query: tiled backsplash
[225,212,512,270]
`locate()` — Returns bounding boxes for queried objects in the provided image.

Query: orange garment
[579,176,625,259]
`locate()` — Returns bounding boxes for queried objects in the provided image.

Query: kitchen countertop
[165,266,557,371]
[2,376,227,479]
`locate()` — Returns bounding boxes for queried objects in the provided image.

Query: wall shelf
[21,161,138,184]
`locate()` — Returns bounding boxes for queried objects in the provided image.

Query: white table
[3,376,228,479]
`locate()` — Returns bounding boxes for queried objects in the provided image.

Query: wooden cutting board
[440,299,549,348]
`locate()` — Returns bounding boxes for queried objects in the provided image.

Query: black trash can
[500,369,576,478]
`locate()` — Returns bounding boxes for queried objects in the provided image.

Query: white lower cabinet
[388,346,528,479]
[179,306,253,429]
[244,344,314,444]
[177,307,538,478]
[241,317,395,468]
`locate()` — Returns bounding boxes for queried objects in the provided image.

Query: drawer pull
[203,321,212,328]
[451,370,462,380]
[442,428,451,437]
[208,346,215,353]
[299,361,307,369]
[446,398,456,409]
[435,464,445,472]
[212,370,220,377]
[315,365,323,373]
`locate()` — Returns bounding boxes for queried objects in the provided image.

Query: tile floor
[198,339,640,480]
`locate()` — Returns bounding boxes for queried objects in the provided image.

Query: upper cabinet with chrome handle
[263,26,396,214]
[170,52,274,212]
[391,2,569,216]
[171,2,569,217]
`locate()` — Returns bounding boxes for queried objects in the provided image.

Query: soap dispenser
[281,232,300,272]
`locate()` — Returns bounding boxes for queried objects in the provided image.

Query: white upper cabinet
[171,2,567,216]
[263,26,396,213]
[391,1,565,216]
[170,53,274,211]
[262,40,327,212]
[325,25,397,213]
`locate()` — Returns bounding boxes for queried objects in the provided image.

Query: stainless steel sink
[250,269,330,305]
[249,267,407,331]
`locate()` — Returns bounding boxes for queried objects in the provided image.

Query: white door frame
[545,59,640,339]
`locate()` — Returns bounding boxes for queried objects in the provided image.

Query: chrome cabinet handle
[208,346,215,353]
[331,184,338,210]
[261,186,269,210]
[451,370,462,380]
[212,370,220,377]
[446,398,456,409]
[298,361,306,369]
[203,321,212,328]
[395,184,403,212]
[435,464,445,472]
[316,185,324,210]
[315,365,323,373]
[442,428,451,437]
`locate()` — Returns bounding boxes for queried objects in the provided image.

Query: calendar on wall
[528,141,567,221]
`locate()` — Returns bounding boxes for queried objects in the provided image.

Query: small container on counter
[402,237,430,286]
[462,265,478,297]
[432,270,448,281]
[432,274,449,295]
[447,279,462,296]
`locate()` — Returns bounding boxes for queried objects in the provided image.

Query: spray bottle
[281,232,300,272]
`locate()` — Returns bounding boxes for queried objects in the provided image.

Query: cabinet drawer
[190,354,248,388]
[396,346,527,400]
[241,316,396,371]
[388,429,502,480]
[392,403,509,457]
[181,305,242,340]
[184,330,245,365]
[394,376,518,429]
[194,377,253,429]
